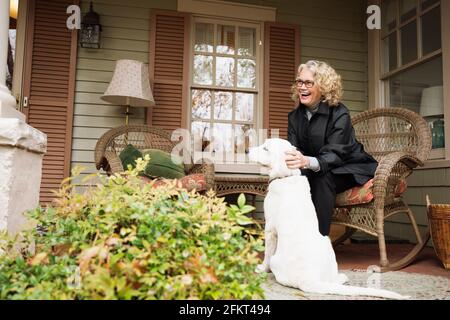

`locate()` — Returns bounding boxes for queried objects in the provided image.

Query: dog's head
[249,138,301,180]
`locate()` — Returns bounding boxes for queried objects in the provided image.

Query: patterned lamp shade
[101,59,155,108]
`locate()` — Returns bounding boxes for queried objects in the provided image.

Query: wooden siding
[385,168,450,243]
[72,0,177,186]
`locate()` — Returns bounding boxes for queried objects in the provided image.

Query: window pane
[217,25,235,55]
[382,0,397,33]
[401,21,417,65]
[238,27,256,56]
[194,23,213,53]
[236,93,254,122]
[422,6,441,55]
[421,0,439,11]
[388,57,444,149]
[211,123,234,152]
[400,0,417,23]
[383,33,398,72]
[194,55,213,85]
[214,91,233,120]
[7,30,16,90]
[192,121,211,151]
[237,59,256,89]
[235,124,254,154]
[190,19,259,161]
[191,90,211,120]
[216,57,235,87]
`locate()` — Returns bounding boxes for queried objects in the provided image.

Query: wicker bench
[94,125,215,191]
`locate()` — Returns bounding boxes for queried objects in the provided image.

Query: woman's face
[297,68,322,108]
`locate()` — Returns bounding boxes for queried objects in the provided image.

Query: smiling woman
[291,60,343,108]
[286,60,378,236]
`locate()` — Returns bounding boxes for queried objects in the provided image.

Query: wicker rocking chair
[94,125,215,191]
[332,108,432,272]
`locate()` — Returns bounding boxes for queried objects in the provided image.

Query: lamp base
[431,118,445,149]
[124,105,133,125]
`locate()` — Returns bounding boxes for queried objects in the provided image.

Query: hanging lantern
[79,2,102,49]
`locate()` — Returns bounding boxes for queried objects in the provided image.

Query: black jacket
[287,101,378,185]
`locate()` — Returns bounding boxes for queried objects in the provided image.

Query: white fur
[249,138,408,300]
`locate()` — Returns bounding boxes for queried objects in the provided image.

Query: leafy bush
[0,156,265,300]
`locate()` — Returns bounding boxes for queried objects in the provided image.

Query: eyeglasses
[294,79,315,88]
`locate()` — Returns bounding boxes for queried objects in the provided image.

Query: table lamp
[101,59,155,125]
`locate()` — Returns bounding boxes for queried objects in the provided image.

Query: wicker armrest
[102,151,124,175]
[372,151,423,205]
[188,161,215,191]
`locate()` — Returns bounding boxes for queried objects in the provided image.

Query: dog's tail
[301,282,408,300]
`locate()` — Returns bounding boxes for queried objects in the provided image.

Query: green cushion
[119,144,143,170]
[141,149,185,179]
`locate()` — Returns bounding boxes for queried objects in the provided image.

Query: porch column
[0,1,47,235]
[0,0,25,120]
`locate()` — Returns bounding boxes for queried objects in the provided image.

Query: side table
[214,173,269,225]
[214,173,269,198]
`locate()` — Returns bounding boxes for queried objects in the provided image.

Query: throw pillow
[119,144,143,170]
[141,149,186,179]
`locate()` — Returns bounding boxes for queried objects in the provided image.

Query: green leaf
[240,205,255,215]
[236,215,253,226]
[237,194,246,208]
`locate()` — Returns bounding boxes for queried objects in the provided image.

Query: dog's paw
[256,264,270,274]
[338,273,349,285]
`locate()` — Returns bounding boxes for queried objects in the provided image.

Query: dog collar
[269,174,303,183]
[268,177,284,184]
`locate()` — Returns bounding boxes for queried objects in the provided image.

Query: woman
[286,60,377,236]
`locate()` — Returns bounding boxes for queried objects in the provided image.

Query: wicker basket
[426,196,450,269]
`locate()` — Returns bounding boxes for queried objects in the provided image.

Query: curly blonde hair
[291,60,343,107]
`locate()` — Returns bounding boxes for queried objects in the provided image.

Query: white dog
[249,138,407,299]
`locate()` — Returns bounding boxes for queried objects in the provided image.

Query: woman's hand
[285,150,310,169]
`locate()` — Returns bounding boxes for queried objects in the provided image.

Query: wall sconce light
[79,1,102,49]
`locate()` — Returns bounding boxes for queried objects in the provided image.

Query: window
[190,17,261,165]
[7,0,19,91]
[381,0,444,156]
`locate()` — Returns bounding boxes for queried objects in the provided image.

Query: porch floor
[335,243,450,279]
[262,244,450,300]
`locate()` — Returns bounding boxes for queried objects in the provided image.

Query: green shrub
[0,156,265,300]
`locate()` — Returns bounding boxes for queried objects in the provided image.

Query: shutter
[148,10,190,132]
[23,0,78,204]
[263,22,300,139]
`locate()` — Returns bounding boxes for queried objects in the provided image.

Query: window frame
[369,0,450,165]
[380,0,442,77]
[188,15,264,173]
[178,0,276,173]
